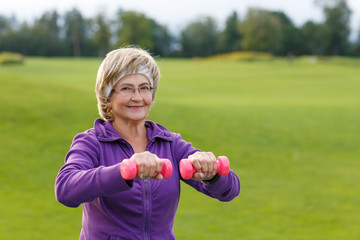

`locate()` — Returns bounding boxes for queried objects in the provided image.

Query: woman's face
[110,74,153,124]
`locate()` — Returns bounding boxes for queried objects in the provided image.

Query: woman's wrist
[203,173,220,184]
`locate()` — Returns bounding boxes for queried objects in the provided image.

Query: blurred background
[0,0,359,239]
[0,0,360,58]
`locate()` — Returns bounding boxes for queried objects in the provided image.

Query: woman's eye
[121,87,132,91]
[140,86,150,91]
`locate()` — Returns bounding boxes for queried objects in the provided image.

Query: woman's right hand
[130,151,164,180]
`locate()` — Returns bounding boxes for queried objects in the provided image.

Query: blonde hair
[95,47,160,121]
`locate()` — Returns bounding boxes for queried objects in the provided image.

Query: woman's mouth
[128,105,143,110]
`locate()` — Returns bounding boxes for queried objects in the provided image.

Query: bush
[206,51,272,61]
[0,52,25,65]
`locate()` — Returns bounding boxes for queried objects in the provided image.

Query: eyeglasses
[111,85,154,96]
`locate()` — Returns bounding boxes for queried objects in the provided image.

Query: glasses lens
[140,86,151,94]
[114,85,153,96]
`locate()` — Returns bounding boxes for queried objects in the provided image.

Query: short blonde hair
[95,47,160,121]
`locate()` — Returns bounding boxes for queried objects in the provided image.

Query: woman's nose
[130,89,143,100]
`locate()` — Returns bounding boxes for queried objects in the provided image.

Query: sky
[1,0,359,40]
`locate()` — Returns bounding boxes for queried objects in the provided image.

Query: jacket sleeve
[54,132,132,208]
[171,133,240,202]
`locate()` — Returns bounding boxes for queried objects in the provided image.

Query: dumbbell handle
[120,158,173,180]
[180,156,230,180]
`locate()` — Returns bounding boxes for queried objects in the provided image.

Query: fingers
[188,152,217,180]
[130,152,164,180]
[128,151,218,181]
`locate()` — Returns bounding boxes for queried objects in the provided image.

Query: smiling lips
[128,105,143,110]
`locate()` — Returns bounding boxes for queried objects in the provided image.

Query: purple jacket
[55,119,240,240]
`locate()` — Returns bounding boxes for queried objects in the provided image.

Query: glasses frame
[111,85,154,97]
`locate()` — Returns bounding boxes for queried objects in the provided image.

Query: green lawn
[0,56,359,239]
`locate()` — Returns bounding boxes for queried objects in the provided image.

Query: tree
[350,25,360,56]
[299,21,327,55]
[0,15,19,53]
[180,16,218,57]
[116,10,154,50]
[270,11,302,55]
[2,20,46,56]
[35,10,63,56]
[150,20,173,57]
[0,15,11,52]
[241,8,282,53]
[92,12,112,57]
[0,15,12,36]
[64,8,88,56]
[315,0,352,55]
[219,11,242,53]
[115,10,172,56]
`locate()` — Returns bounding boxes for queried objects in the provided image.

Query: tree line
[1,0,359,58]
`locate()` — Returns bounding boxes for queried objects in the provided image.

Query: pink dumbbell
[120,158,173,180]
[179,156,230,180]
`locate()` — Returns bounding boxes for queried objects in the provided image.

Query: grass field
[0,56,359,239]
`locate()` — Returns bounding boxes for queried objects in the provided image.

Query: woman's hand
[187,152,217,181]
[130,151,164,180]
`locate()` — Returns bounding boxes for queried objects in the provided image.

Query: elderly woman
[55,47,240,240]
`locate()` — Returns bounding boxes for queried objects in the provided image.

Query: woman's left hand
[187,152,217,181]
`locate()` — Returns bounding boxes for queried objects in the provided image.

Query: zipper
[121,134,156,239]
[122,137,151,240]
[144,179,149,240]
[144,138,152,240]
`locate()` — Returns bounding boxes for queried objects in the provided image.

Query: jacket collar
[94,118,172,142]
